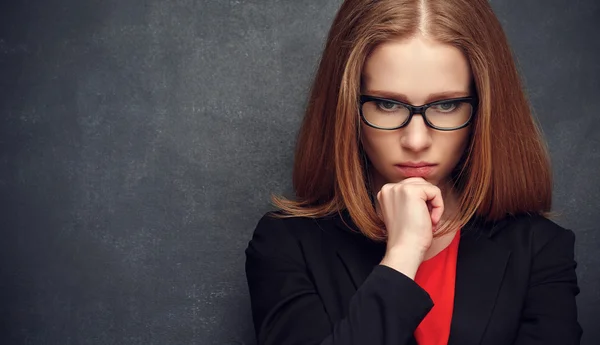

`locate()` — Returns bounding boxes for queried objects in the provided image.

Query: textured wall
[0,1,598,344]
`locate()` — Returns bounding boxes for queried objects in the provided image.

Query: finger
[419,186,444,224]
[430,201,444,225]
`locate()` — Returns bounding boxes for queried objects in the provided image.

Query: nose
[400,114,432,152]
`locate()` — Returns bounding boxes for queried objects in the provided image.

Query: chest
[299,230,530,345]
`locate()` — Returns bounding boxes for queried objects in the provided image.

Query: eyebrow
[362,90,471,104]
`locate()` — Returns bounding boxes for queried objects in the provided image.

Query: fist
[376,177,444,253]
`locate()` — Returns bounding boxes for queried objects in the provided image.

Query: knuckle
[379,184,392,197]
[398,183,414,195]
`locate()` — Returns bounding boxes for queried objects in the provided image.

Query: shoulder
[252,210,339,239]
[486,213,576,255]
[245,211,341,261]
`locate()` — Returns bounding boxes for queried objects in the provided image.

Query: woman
[245,0,582,344]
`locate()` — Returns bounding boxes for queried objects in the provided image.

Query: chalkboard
[0,0,598,344]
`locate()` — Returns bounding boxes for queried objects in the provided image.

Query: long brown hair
[272,0,552,241]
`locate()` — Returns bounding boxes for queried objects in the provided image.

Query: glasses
[359,95,478,131]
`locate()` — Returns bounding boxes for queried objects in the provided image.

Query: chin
[386,176,438,186]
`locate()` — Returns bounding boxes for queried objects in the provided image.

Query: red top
[413,230,461,345]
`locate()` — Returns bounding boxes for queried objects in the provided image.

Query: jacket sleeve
[514,228,583,345]
[245,213,433,345]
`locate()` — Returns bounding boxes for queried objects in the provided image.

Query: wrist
[387,240,429,258]
[380,245,426,279]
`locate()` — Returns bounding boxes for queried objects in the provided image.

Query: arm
[514,228,583,345]
[245,214,433,345]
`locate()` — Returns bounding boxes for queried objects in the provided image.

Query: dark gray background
[0,0,598,344]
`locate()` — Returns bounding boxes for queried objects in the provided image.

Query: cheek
[360,125,392,162]
[441,130,470,162]
[359,124,373,153]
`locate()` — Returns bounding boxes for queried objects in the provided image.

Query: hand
[377,177,444,278]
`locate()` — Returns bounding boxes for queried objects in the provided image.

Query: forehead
[362,36,472,104]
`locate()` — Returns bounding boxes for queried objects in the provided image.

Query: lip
[397,161,436,168]
[395,162,437,178]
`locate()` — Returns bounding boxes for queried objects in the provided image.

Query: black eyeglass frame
[359,95,479,131]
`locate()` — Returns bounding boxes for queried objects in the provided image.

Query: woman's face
[360,35,473,191]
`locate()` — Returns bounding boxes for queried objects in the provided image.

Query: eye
[432,102,458,113]
[376,101,401,111]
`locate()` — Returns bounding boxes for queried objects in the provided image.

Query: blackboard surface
[0,1,598,344]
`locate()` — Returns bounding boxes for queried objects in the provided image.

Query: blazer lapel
[331,211,386,289]
[448,220,511,345]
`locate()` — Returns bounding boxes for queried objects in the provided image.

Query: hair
[271,0,552,241]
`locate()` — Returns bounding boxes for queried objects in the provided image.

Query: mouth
[394,162,437,178]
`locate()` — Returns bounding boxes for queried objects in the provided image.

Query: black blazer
[245,211,582,345]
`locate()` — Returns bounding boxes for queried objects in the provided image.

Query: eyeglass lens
[362,99,473,129]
